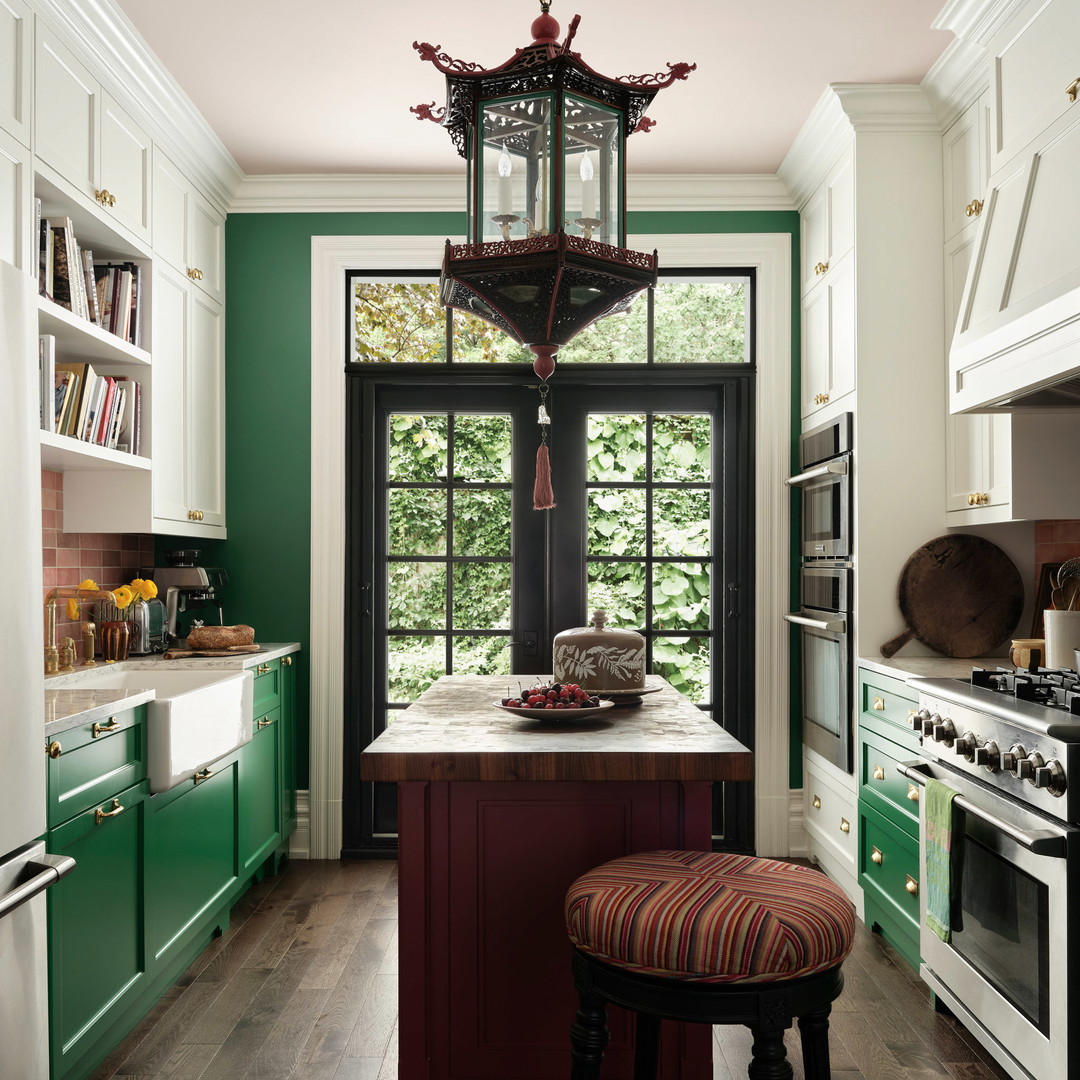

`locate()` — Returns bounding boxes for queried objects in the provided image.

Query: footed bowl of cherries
[493,682,616,720]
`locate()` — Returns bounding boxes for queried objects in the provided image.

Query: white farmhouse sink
[71,669,254,791]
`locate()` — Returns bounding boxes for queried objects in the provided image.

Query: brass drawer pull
[839,817,850,834]
[187,267,204,281]
[256,663,272,675]
[872,696,885,711]
[95,798,124,824]
[92,717,120,738]
[193,768,214,785]
[811,794,821,809]
[46,741,62,759]
[872,765,886,781]
[907,783,920,802]
[257,716,274,728]
[905,875,919,896]
[871,846,883,865]
[814,261,829,275]
[94,188,116,208]
[965,198,984,217]
[1067,77,1080,103]
[281,655,293,667]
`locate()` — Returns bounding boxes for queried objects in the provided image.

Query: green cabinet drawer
[859,802,921,928]
[239,707,281,876]
[47,779,149,1078]
[859,727,920,834]
[252,658,281,711]
[46,706,147,828]
[859,669,918,740]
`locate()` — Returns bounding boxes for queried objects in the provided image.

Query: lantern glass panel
[562,96,621,246]
[480,93,553,243]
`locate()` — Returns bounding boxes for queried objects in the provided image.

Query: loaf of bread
[186,624,255,649]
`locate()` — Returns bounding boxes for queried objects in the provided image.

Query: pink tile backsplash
[41,469,155,663]
[1035,521,1080,572]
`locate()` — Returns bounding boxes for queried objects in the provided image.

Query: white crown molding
[38,0,242,213]
[310,232,791,860]
[232,172,796,215]
[778,84,939,209]
[933,0,1026,45]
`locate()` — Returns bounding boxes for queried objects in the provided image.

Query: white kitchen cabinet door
[945,412,1012,516]
[34,24,96,195]
[188,190,223,304]
[0,125,30,272]
[151,265,190,526]
[801,251,855,419]
[0,0,31,146]
[186,291,224,527]
[990,0,1080,173]
[942,93,989,242]
[98,92,150,242]
[800,150,854,297]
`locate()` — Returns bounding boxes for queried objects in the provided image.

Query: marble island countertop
[43,642,300,738]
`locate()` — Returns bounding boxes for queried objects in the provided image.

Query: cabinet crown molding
[933,0,1028,44]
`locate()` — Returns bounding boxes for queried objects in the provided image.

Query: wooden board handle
[879,626,915,659]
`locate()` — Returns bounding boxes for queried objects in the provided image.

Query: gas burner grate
[970,666,1080,710]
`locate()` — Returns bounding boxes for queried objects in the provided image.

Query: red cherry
[545,703,556,709]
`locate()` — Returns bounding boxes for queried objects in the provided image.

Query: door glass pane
[455,415,512,481]
[388,635,445,702]
[587,415,646,481]
[452,563,511,630]
[653,490,711,556]
[453,635,512,676]
[587,489,646,556]
[588,562,645,628]
[389,414,448,480]
[652,636,710,704]
[653,415,711,482]
[353,282,446,363]
[389,489,446,556]
[454,490,512,556]
[388,563,446,630]
[653,564,710,630]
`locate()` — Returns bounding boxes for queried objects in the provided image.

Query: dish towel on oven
[925,777,959,943]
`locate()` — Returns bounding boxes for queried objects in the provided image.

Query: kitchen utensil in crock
[879,534,1024,658]
[1055,558,1080,611]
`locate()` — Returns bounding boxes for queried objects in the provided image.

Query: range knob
[973,740,1001,772]
[932,717,956,745]
[911,708,929,734]
[922,712,940,738]
[1034,758,1067,797]
[954,731,977,760]
[1018,751,1044,782]
[1004,744,1027,777]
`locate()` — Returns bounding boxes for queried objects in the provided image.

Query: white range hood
[949,0,1080,412]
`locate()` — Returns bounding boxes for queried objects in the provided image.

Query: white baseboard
[289,789,311,859]
[788,788,808,858]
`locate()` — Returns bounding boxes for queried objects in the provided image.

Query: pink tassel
[533,443,555,510]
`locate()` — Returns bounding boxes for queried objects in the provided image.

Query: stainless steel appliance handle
[0,853,76,920]
[784,459,848,487]
[783,612,847,633]
[897,761,1067,857]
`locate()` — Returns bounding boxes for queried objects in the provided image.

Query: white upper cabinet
[801,250,855,418]
[34,22,150,244]
[0,0,31,146]
[942,93,989,243]
[0,126,31,270]
[800,150,854,297]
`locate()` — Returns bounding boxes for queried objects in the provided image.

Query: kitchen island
[360,674,753,1080]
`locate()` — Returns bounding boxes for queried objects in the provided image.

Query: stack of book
[36,200,143,349]
[43,346,142,456]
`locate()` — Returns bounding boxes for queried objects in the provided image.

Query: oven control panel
[914,695,1073,820]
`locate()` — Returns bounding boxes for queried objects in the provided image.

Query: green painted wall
[216,209,802,791]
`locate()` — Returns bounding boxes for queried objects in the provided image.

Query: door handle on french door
[506,633,538,657]
[361,582,372,618]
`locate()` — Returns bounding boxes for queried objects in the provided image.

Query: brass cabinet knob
[281,655,293,667]
[811,794,822,809]
[1067,77,1080,103]
[870,846,883,865]
[813,392,830,405]
[193,768,214,785]
[92,717,120,738]
[839,817,850,833]
[979,493,990,505]
[256,663,271,675]
[187,509,205,521]
[905,875,919,896]
[257,716,274,728]
[814,261,829,275]
[907,783,920,802]
[94,188,117,208]
[872,765,886,781]
[95,798,124,824]
[967,492,977,505]
[187,267,204,281]
[965,198,984,217]
[873,696,885,711]
[46,741,62,759]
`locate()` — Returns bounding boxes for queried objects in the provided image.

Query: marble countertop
[360,674,753,783]
[857,654,1010,682]
[43,642,300,738]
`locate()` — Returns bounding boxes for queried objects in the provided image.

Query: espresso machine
[145,550,229,646]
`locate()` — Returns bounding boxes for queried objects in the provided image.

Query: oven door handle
[897,761,1067,857]
[783,612,847,633]
[784,460,848,487]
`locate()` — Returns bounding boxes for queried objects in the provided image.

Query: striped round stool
[564,851,855,1080]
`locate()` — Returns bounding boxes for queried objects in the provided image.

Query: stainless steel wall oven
[787,414,852,560]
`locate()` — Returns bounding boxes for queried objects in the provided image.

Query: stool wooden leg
[569,988,609,1080]
[633,1012,660,1080]
[747,1026,793,1080]
[797,1003,832,1079]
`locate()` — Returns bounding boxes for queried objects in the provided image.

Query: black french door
[344,370,754,856]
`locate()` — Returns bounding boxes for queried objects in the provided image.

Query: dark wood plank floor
[88,858,1012,1080]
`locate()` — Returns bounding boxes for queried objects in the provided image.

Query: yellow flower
[129,578,158,602]
[66,598,79,620]
[112,585,134,610]
[77,578,99,591]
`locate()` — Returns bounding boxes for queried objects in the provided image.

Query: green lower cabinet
[859,801,921,970]
[279,655,297,836]
[145,758,239,972]
[47,780,149,1080]
[239,708,281,876]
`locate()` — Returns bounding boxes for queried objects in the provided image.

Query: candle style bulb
[497,146,513,216]
[580,151,596,220]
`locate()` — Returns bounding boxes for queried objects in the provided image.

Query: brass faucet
[45,587,116,674]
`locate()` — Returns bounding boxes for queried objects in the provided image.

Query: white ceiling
[112,0,954,177]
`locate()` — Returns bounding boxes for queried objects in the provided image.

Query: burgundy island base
[360,674,754,1080]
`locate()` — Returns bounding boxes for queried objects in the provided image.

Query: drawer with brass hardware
[46,705,147,828]
[251,657,281,710]
[803,756,857,865]
[859,803,921,935]
[859,669,920,742]
[858,726,919,833]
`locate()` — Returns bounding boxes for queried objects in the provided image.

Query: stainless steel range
[903,668,1080,1080]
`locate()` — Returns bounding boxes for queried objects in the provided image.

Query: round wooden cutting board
[879,534,1024,658]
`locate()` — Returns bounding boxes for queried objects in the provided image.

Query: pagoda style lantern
[412,3,694,504]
